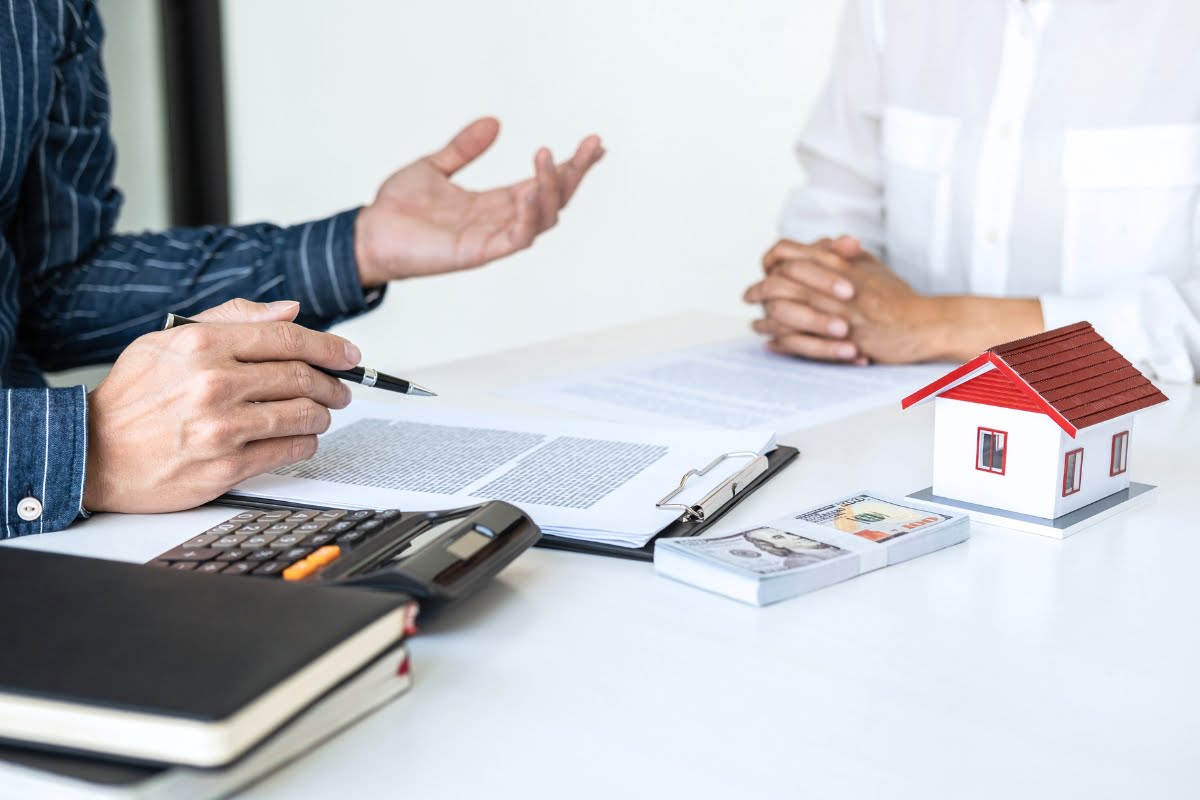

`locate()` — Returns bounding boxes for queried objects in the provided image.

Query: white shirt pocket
[1061,124,1200,294]
[882,106,960,291]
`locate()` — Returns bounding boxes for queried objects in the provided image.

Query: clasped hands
[743,236,948,365]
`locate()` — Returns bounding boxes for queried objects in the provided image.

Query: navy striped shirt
[0,0,378,536]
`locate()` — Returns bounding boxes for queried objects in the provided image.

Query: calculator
[148,500,541,611]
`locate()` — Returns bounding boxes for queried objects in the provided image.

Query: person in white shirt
[743,0,1200,382]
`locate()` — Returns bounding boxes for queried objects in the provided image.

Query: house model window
[976,428,1006,474]
[1110,431,1129,476]
[1063,449,1084,497]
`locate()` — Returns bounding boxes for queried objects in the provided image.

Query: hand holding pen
[83,298,432,517]
[163,313,436,397]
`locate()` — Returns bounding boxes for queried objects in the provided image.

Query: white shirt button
[17,497,43,521]
[986,229,1000,245]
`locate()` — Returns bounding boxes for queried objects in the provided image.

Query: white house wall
[931,398,1063,518]
[1052,417,1135,517]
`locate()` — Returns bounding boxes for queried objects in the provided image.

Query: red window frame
[976,427,1008,475]
[1110,431,1129,477]
[1062,448,1084,497]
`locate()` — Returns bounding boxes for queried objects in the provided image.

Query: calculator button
[271,533,306,548]
[309,545,341,566]
[278,547,313,563]
[238,523,268,534]
[232,511,262,522]
[217,549,250,562]
[336,529,367,546]
[245,549,276,562]
[252,561,288,576]
[347,510,373,520]
[206,523,239,535]
[282,560,318,581]
[315,510,347,520]
[282,545,342,582]
[376,509,401,520]
[306,532,336,548]
[182,534,220,548]
[170,562,198,571]
[286,510,320,521]
[326,520,357,534]
[213,534,249,548]
[258,511,289,522]
[222,562,255,575]
[356,519,384,534]
[266,522,299,534]
[159,547,221,562]
[295,521,329,533]
[243,534,276,549]
[196,562,227,574]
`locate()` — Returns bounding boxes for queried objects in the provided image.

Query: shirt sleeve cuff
[278,208,386,328]
[1,386,88,538]
[1041,289,1196,384]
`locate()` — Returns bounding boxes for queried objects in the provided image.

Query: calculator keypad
[149,509,402,581]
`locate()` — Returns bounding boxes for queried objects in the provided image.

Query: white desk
[7,314,1199,799]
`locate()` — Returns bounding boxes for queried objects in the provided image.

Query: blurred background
[100,0,846,375]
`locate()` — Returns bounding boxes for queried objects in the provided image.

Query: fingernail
[834,281,854,299]
[827,319,848,337]
[344,341,362,365]
[268,300,299,311]
[837,343,857,359]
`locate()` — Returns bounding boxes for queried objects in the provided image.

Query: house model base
[908,483,1157,540]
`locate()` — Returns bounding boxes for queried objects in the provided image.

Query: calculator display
[386,516,467,563]
[446,530,490,560]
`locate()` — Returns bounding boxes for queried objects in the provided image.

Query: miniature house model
[902,322,1167,521]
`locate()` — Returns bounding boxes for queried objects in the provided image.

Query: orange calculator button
[310,545,341,566]
[282,546,342,582]
[282,560,316,581]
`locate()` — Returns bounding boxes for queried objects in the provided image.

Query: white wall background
[101,0,168,233]
[220,0,846,371]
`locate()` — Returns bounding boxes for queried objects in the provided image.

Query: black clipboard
[535,445,800,562]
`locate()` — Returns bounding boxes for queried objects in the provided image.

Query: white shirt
[780,0,1200,382]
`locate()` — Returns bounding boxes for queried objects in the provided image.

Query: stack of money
[654,492,970,606]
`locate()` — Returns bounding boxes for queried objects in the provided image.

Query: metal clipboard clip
[655,451,769,523]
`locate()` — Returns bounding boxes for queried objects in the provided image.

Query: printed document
[231,403,776,548]
[500,337,949,431]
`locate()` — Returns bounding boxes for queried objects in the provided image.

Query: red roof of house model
[901,321,1168,437]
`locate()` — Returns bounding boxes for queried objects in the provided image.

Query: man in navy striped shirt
[0,0,603,536]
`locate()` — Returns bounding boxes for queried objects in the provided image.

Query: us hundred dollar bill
[794,494,954,543]
[665,527,853,575]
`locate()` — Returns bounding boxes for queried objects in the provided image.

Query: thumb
[192,298,301,324]
[830,236,863,260]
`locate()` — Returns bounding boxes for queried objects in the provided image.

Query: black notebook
[0,643,413,800]
[0,547,413,767]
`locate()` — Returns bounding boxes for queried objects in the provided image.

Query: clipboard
[534,445,800,561]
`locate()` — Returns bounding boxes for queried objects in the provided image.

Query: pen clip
[656,451,768,523]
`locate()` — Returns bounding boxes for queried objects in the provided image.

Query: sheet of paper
[500,337,950,431]
[231,402,776,548]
